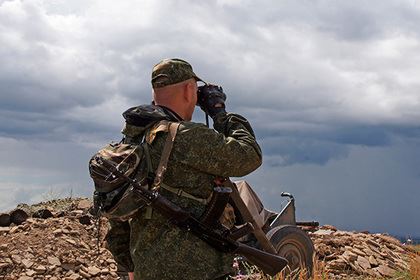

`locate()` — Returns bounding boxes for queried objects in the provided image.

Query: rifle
[96,156,288,276]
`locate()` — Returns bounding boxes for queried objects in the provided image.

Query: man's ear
[183,82,193,103]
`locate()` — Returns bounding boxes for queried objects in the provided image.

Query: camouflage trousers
[130,211,233,280]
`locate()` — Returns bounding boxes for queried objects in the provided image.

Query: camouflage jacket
[106,106,262,280]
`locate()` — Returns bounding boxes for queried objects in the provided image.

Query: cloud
[1,0,420,160]
[0,0,420,235]
[0,136,96,211]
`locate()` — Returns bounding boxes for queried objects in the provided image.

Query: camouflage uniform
[105,59,262,280]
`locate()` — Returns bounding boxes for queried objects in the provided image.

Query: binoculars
[196,84,226,109]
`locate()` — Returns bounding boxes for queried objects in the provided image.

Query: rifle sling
[160,183,212,205]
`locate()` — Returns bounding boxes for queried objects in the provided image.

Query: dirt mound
[0,199,416,279]
[310,225,415,279]
[0,198,121,280]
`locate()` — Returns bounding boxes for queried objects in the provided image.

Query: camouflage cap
[151,58,203,88]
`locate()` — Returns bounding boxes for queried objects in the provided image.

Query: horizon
[2,194,420,241]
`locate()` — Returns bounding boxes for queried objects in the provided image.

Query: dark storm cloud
[261,137,349,166]
[1,0,419,146]
[255,124,408,166]
[1,0,420,163]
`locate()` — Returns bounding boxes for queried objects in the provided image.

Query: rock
[34,264,46,273]
[80,241,91,250]
[350,247,366,256]
[342,249,358,262]
[10,209,29,225]
[79,269,90,278]
[0,263,12,270]
[0,213,11,227]
[0,227,10,233]
[100,268,109,273]
[368,255,378,266]
[24,218,36,224]
[10,225,24,234]
[61,263,77,271]
[348,261,363,274]
[66,274,80,280]
[18,276,33,280]
[48,256,61,266]
[87,266,101,276]
[11,254,22,264]
[357,255,371,270]
[65,238,76,245]
[362,246,375,256]
[313,229,334,235]
[376,264,396,277]
[32,209,54,219]
[21,259,34,269]
[110,263,117,271]
[70,210,83,216]
[26,269,36,276]
[69,230,80,235]
[77,200,91,210]
[366,239,381,248]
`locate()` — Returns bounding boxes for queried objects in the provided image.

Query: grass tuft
[232,250,420,280]
[408,245,420,280]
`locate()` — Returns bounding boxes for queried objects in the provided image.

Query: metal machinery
[230,181,317,277]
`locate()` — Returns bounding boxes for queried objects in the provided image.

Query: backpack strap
[152,121,180,190]
[142,143,153,184]
[143,121,180,220]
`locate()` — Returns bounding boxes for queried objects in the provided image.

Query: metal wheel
[266,225,314,278]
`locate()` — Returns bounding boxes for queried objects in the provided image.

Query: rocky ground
[0,198,120,280]
[0,198,417,279]
[309,225,417,279]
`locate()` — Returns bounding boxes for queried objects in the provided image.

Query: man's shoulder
[173,121,219,145]
[177,121,217,136]
[178,121,207,130]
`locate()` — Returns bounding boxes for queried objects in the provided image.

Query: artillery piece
[230,181,316,277]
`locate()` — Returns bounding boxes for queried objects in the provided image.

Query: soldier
[105,58,262,280]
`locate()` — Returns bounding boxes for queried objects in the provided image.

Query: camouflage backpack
[89,142,148,221]
[89,104,182,221]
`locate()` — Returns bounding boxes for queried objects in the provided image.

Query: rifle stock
[235,243,288,276]
[97,156,288,276]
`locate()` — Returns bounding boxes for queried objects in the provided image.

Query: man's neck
[157,105,184,121]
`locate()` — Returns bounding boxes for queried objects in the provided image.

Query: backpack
[89,120,180,221]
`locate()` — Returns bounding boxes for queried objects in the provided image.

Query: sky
[0,0,419,237]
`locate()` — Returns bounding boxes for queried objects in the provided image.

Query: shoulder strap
[152,122,180,189]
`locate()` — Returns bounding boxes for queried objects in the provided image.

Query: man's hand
[128,272,134,280]
[197,84,227,118]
